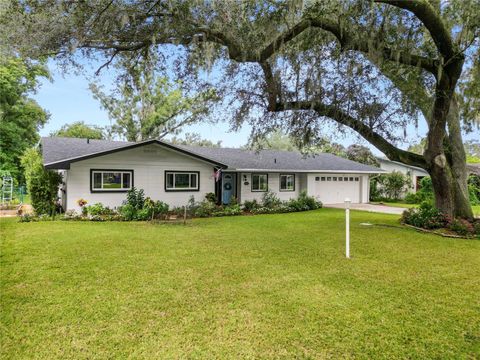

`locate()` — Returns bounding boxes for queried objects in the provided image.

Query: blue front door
[222,173,235,204]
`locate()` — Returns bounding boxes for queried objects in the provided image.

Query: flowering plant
[77,198,88,207]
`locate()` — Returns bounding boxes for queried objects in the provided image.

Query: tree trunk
[425,96,473,219]
[446,97,473,219]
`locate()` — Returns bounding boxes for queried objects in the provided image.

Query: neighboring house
[467,163,480,177]
[377,157,429,193]
[41,137,384,212]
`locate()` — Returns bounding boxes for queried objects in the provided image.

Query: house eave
[228,169,385,174]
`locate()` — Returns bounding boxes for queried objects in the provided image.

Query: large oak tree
[2,0,478,217]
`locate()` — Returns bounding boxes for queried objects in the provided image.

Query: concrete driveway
[325,203,405,215]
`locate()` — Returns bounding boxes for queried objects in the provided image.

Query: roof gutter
[230,169,385,174]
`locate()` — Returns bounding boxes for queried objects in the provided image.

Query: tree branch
[257,18,438,74]
[273,100,427,168]
[375,0,456,60]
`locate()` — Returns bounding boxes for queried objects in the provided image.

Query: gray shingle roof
[41,137,383,173]
[177,145,382,172]
[41,137,135,164]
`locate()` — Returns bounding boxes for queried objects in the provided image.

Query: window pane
[321,177,325,181]
[349,177,354,181]
[281,175,294,190]
[252,175,259,190]
[103,172,121,189]
[333,177,337,181]
[327,177,331,181]
[93,173,102,188]
[355,177,359,181]
[190,174,197,188]
[252,174,267,191]
[175,173,190,188]
[259,175,267,190]
[166,173,174,188]
[339,177,343,181]
[344,177,348,181]
[122,173,131,188]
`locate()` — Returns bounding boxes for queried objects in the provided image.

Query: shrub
[287,190,322,211]
[63,209,80,220]
[85,203,115,216]
[401,202,449,229]
[18,214,38,223]
[125,187,145,209]
[214,204,242,217]
[205,192,216,203]
[118,204,137,221]
[404,192,421,204]
[448,218,475,236]
[192,200,217,217]
[21,148,63,216]
[243,199,259,212]
[261,190,282,209]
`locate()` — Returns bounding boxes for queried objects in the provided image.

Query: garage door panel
[313,175,361,204]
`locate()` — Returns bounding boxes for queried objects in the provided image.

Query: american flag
[214,168,222,182]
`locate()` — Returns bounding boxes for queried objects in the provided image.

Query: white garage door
[313,175,361,204]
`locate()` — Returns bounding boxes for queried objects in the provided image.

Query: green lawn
[1,209,479,359]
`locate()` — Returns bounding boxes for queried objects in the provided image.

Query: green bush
[118,204,136,221]
[404,192,422,204]
[287,190,322,211]
[243,199,259,212]
[193,200,217,217]
[20,148,62,216]
[205,192,216,203]
[214,204,242,217]
[261,190,282,209]
[85,203,115,216]
[118,195,169,221]
[401,202,449,229]
[468,175,480,205]
[125,187,145,209]
[448,218,475,236]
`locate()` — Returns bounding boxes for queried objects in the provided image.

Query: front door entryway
[222,173,236,204]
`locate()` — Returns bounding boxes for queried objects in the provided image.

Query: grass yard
[1,209,480,359]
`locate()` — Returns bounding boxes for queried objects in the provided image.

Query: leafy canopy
[0,58,49,181]
[51,121,105,140]
[89,55,220,142]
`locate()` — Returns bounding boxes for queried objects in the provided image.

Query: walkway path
[325,203,405,215]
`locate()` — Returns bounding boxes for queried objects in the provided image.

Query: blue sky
[32,61,476,154]
[33,61,253,147]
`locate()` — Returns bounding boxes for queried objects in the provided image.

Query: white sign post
[345,198,351,259]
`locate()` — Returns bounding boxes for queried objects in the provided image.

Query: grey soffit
[41,137,383,173]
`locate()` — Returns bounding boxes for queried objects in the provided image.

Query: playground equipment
[1,176,13,205]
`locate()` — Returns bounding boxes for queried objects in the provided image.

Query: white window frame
[279,174,295,192]
[91,169,133,192]
[251,174,268,192]
[165,171,200,191]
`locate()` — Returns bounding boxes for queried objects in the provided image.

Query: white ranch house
[41,137,384,212]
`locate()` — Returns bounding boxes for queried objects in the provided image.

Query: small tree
[21,148,62,216]
[51,121,104,139]
[372,171,409,201]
